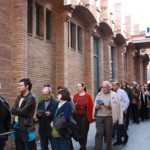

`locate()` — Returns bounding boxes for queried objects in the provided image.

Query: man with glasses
[36,86,58,150]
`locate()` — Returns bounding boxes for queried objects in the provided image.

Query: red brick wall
[0,0,148,108]
[0,0,12,104]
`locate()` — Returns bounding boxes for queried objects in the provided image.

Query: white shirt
[58,101,66,108]
[116,88,129,112]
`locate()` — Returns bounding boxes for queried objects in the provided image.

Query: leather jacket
[0,97,11,136]
[11,92,36,131]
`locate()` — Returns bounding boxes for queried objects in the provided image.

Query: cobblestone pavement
[4,120,150,150]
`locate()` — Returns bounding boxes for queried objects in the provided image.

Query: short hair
[43,87,51,94]
[19,78,32,91]
[44,84,51,88]
[58,89,70,101]
[113,81,120,86]
[102,81,111,88]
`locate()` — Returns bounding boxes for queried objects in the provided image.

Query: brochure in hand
[96,100,104,105]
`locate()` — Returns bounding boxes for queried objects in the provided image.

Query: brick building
[0,0,149,106]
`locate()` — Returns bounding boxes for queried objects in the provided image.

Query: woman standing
[73,82,94,150]
[50,88,72,150]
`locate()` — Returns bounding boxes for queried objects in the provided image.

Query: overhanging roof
[132,38,150,49]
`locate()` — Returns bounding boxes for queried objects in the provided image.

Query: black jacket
[121,86,132,102]
[0,97,11,135]
[11,92,36,131]
[36,97,58,136]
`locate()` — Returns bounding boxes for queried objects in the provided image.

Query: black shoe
[79,148,86,150]
[113,141,122,146]
[123,136,128,145]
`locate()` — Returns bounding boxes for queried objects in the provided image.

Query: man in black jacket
[0,96,11,150]
[11,78,37,150]
[36,86,58,150]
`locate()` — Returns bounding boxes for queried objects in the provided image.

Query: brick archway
[99,22,114,37]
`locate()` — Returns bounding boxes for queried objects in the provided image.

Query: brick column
[84,29,94,95]
[116,45,126,80]
[54,2,74,90]
[127,50,136,83]
[139,57,144,84]
[11,0,28,100]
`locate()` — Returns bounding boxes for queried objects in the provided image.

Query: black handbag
[67,118,81,141]
[54,112,67,131]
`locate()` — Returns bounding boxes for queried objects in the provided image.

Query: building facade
[0,0,149,105]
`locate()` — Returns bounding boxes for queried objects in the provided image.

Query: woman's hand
[50,122,54,128]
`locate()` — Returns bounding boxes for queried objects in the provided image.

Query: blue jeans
[54,137,70,150]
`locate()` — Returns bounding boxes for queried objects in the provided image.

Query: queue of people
[1,78,150,150]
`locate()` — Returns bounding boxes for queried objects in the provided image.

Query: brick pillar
[125,16,131,39]
[11,0,28,102]
[0,0,12,104]
[84,29,94,95]
[103,37,112,80]
[139,57,144,84]
[127,50,136,83]
[54,2,74,91]
[116,46,125,80]
[114,3,122,32]
[133,24,140,35]
[143,60,149,84]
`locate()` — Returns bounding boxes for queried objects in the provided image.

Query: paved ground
[37,120,150,150]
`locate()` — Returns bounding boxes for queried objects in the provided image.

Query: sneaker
[113,141,122,146]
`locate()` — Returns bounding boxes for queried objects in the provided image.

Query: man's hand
[37,112,43,117]
[96,104,101,109]
[104,104,111,109]
[45,111,50,117]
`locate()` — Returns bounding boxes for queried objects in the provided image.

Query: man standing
[112,81,129,146]
[11,78,37,150]
[0,96,11,150]
[121,80,132,130]
[93,81,123,150]
[131,81,140,124]
[36,86,58,150]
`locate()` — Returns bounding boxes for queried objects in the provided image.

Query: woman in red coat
[73,82,94,150]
